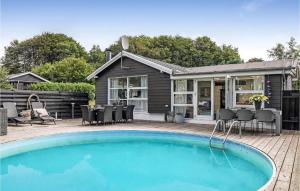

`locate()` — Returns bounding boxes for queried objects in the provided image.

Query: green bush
[32,57,95,83]
[0,66,13,90]
[30,82,95,100]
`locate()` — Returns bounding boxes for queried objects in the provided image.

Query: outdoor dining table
[93,106,127,112]
[93,106,127,121]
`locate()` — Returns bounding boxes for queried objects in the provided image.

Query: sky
[0,0,299,61]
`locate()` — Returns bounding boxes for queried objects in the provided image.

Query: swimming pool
[0,130,275,191]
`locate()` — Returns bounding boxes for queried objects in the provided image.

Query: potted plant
[249,95,269,110]
[174,113,185,123]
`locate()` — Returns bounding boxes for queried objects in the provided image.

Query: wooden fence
[282,90,300,130]
[0,89,89,119]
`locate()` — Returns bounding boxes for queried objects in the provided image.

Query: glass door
[197,80,212,117]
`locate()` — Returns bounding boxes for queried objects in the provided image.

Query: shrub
[0,66,13,90]
[32,57,95,83]
[30,82,95,100]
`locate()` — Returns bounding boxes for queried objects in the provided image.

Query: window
[234,76,264,107]
[109,76,148,112]
[173,79,194,118]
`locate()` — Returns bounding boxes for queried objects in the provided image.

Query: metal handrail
[209,119,224,147]
[222,120,239,148]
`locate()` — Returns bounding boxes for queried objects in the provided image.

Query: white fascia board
[87,51,173,80]
[29,72,51,83]
[87,52,122,80]
[10,72,51,83]
[170,70,292,80]
[123,51,173,75]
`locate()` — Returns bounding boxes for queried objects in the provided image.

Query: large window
[109,76,148,112]
[173,79,194,118]
[234,76,264,107]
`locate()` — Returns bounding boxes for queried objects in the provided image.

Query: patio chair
[97,105,113,124]
[114,105,124,123]
[31,102,56,125]
[2,102,32,126]
[236,109,254,133]
[123,105,135,122]
[218,109,236,132]
[255,110,276,135]
[80,105,96,125]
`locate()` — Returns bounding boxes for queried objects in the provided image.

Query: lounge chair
[31,102,56,125]
[2,102,32,126]
[80,105,96,125]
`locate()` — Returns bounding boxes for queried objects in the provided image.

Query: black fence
[0,89,89,119]
[282,90,300,130]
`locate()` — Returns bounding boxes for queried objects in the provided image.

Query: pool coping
[0,129,277,191]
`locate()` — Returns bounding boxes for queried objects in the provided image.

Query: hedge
[30,82,95,100]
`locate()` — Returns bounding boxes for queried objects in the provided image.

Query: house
[8,72,50,90]
[87,51,296,123]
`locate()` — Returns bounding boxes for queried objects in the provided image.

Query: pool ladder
[209,120,239,150]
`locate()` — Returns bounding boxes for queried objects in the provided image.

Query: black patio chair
[236,109,254,133]
[97,105,113,124]
[114,105,123,123]
[255,110,276,135]
[2,102,32,126]
[218,109,236,131]
[123,105,135,122]
[80,105,96,125]
[31,102,56,125]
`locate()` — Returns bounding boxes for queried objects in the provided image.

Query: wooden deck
[0,119,299,191]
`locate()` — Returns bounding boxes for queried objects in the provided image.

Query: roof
[180,59,295,75]
[87,51,295,80]
[8,72,50,83]
[87,51,176,80]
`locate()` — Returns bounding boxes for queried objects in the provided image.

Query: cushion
[20,110,31,120]
[33,108,49,117]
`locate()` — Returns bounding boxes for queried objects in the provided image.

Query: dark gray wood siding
[265,74,282,110]
[95,57,171,113]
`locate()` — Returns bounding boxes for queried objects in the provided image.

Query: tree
[247,58,264,62]
[268,37,300,60]
[268,37,300,90]
[1,32,88,73]
[268,43,286,60]
[32,57,94,83]
[0,66,13,89]
[286,37,300,59]
[108,35,241,67]
[220,45,241,64]
[88,45,106,68]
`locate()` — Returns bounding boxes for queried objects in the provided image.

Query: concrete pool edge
[0,129,277,191]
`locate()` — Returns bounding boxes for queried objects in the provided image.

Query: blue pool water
[0,131,274,191]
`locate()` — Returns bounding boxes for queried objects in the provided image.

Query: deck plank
[289,135,300,191]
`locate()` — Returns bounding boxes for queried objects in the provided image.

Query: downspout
[17,81,19,90]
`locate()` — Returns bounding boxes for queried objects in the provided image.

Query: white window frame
[233,76,265,108]
[108,75,148,112]
[172,79,194,118]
